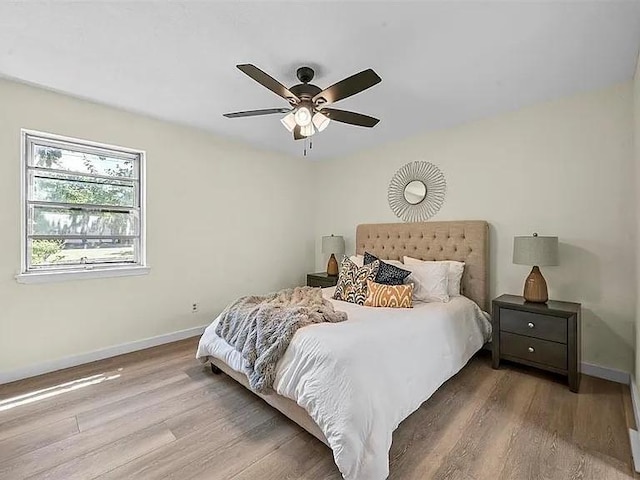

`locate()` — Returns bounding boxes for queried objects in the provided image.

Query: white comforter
[196,288,491,480]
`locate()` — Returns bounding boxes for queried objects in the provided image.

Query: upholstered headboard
[355,221,490,311]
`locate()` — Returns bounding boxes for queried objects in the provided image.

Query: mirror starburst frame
[388,161,447,222]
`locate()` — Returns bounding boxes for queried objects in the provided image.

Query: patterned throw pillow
[364,252,411,286]
[333,257,380,305]
[364,280,413,308]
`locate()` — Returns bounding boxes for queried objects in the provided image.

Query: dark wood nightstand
[492,294,581,392]
[307,272,339,288]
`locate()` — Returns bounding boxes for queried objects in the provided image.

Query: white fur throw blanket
[215,286,347,393]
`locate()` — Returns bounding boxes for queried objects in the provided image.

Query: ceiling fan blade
[313,69,381,105]
[237,64,300,104]
[321,108,380,127]
[293,125,304,140]
[223,108,291,118]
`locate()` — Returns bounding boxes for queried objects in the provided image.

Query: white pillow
[403,257,465,297]
[349,255,364,267]
[402,261,449,303]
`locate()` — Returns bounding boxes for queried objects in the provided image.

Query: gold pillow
[364,280,413,308]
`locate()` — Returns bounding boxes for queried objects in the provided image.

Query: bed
[196,221,491,480]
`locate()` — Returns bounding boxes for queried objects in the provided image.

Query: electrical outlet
[192,303,199,313]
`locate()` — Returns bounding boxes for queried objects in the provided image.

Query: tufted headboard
[356,221,490,311]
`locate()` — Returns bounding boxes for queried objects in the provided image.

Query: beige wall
[1,77,636,379]
[0,78,314,375]
[314,83,635,373]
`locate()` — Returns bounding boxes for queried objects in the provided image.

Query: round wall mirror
[403,180,427,205]
[388,161,447,222]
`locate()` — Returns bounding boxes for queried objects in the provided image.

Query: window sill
[15,266,151,284]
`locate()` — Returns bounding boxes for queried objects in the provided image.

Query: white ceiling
[1,1,640,159]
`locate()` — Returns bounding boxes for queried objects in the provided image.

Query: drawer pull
[528,346,535,353]
[528,322,535,329]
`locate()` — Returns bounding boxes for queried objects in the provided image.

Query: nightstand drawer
[307,274,338,288]
[500,309,567,344]
[500,332,567,370]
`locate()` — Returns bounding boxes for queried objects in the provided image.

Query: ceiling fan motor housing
[296,66,315,83]
[291,67,323,102]
[290,84,322,101]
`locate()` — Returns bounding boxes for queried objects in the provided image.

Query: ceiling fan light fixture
[223,64,382,145]
[294,106,312,127]
[280,112,296,132]
[312,111,331,132]
[300,123,315,137]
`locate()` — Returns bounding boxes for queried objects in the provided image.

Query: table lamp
[322,235,345,276]
[513,233,559,303]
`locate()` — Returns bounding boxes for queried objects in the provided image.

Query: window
[17,130,148,283]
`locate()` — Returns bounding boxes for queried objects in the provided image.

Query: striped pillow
[333,257,380,305]
[364,280,413,308]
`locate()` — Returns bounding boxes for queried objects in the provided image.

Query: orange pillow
[364,280,413,308]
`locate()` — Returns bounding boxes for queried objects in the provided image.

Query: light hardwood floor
[0,337,636,480]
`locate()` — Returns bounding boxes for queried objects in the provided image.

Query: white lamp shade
[312,111,331,132]
[322,235,345,255]
[513,235,559,266]
[280,112,296,132]
[300,123,315,137]
[294,106,312,126]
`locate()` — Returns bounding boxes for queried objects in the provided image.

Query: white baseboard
[0,325,208,385]
[629,379,640,473]
[631,379,640,428]
[581,361,630,385]
[629,430,640,473]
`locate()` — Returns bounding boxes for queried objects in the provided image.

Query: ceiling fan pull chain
[304,138,307,157]
[310,138,313,150]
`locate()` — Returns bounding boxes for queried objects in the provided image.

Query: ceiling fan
[223,64,382,140]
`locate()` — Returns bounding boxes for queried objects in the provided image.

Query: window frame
[16,129,149,284]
